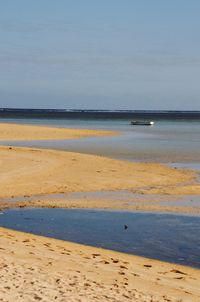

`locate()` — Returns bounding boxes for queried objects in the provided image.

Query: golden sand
[0,145,198,200]
[0,122,117,140]
[0,227,199,302]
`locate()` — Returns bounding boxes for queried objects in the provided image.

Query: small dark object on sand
[124,225,128,230]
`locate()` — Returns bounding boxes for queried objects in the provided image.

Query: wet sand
[0,227,200,302]
[1,193,200,215]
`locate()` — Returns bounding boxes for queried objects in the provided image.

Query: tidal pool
[0,208,200,268]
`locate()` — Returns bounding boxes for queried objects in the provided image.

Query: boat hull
[131,121,154,126]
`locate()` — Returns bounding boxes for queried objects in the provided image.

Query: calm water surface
[0,118,200,163]
[1,208,200,268]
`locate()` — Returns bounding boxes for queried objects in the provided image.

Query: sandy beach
[0,123,200,301]
[0,227,200,302]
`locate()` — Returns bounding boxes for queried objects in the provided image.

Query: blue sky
[0,1,200,109]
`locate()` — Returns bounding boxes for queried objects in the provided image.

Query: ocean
[0,110,200,165]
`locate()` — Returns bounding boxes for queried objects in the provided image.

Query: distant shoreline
[1,108,200,119]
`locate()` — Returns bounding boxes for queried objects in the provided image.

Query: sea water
[0,117,200,164]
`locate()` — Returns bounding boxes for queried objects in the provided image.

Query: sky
[0,0,200,110]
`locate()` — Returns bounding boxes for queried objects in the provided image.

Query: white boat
[131,120,154,126]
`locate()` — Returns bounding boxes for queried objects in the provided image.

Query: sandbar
[0,122,117,141]
[0,145,198,201]
[2,195,199,215]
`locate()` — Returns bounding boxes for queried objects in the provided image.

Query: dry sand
[1,123,200,301]
[0,145,199,200]
[0,122,117,141]
[0,227,199,302]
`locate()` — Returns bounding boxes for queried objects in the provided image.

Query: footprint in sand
[92,253,101,258]
[101,260,109,264]
[119,265,128,270]
[132,273,139,277]
[61,252,70,255]
[111,258,119,263]
[22,239,30,243]
[174,277,185,280]
[64,249,71,252]
[170,269,187,275]
[43,243,51,247]
[143,264,152,268]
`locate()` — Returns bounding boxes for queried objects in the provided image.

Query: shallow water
[0,118,200,163]
[159,195,200,208]
[1,208,200,268]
